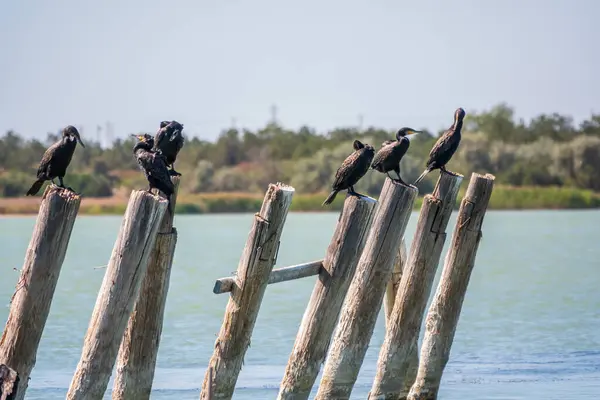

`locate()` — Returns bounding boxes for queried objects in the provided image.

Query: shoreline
[1,185,599,215]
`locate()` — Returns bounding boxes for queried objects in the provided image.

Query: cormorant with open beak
[132,133,175,213]
[414,108,466,184]
[154,120,185,176]
[26,125,85,196]
[323,139,375,206]
[371,127,421,186]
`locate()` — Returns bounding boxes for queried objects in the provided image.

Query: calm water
[1,211,599,399]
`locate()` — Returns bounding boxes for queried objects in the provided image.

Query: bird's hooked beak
[130,134,147,142]
[406,129,423,136]
[74,132,85,148]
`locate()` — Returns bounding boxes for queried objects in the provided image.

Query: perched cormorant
[371,127,422,186]
[414,108,466,184]
[322,140,375,206]
[26,125,85,196]
[154,120,185,176]
[132,133,175,213]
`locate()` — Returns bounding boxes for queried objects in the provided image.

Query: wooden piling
[0,186,80,400]
[66,191,168,400]
[200,183,295,400]
[277,195,377,400]
[369,172,463,400]
[112,177,181,400]
[382,237,419,400]
[314,179,417,400]
[384,237,408,327]
[407,173,495,400]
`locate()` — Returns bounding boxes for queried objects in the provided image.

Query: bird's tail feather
[322,190,338,206]
[26,179,44,196]
[413,168,431,185]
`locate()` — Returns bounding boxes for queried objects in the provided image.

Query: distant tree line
[1,103,599,198]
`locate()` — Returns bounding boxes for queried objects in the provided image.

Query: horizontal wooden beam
[213,260,324,294]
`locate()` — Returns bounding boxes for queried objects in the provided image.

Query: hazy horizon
[1,0,598,145]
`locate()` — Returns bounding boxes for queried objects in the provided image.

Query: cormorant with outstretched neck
[154,120,184,176]
[322,140,375,206]
[371,127,422,186]
[26,125,86,196]
[132,133,175,213]
[414,108,466,184]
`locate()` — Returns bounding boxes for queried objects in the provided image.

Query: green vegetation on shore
[1,103,599,213]
[1,185,599,215]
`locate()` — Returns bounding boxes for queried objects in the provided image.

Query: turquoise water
[1,211,599,399]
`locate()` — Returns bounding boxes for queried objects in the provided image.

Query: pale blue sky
[0,0,598,143]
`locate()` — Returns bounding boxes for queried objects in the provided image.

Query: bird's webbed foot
[169,169,182,176]
[347,187,366,199]
[440,166,459,177]
[395,178,410,187]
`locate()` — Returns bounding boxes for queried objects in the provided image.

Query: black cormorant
[132,133,175,213]
[154,120,184,176]
[322,140,375,206]
[414,108,466,184]
[371,127,422,186]
[26,125,85,196]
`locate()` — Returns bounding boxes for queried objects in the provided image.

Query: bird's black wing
[36,141,61,179]
[371,142,395,169]
[427,129,455,166]
[332,150,362,190]
[150,153,175,195]
[154,128,168,151]
[173,131,185,153]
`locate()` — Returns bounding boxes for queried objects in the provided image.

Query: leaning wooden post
[314,179,417,400]
[384,237,408,327]
[66,191,168,400]
[277,195,377,400]
[0,187,80,400]
[369,172,463,400]
[407,173,495,400]
[113,177,181,400]
[200,183,295,400]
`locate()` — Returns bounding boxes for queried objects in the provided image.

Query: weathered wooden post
[384,237,408,327]
[66,191,168,400]
[0,364,19,400]
[277,195,377,400]
[407,173,495,400]
[113,177,181,400]
[0,187,80,400]
[382,237,419,400]
[369,172,463,400]
[200,183,295,400]
[315,179,417,400]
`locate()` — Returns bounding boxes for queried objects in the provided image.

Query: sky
[0,0,598,144]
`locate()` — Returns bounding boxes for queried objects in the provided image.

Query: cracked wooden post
[0,364,19,400]
[384,237,408,327]
[382,237,418,400]
[113,177,181,400]
[370,171,463,400]
[0,186,80,400]
[277,195,377,400]
[200,183,295,400]
[314,179,418,400]
[66,191,168,400]
[407,173,495,400]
